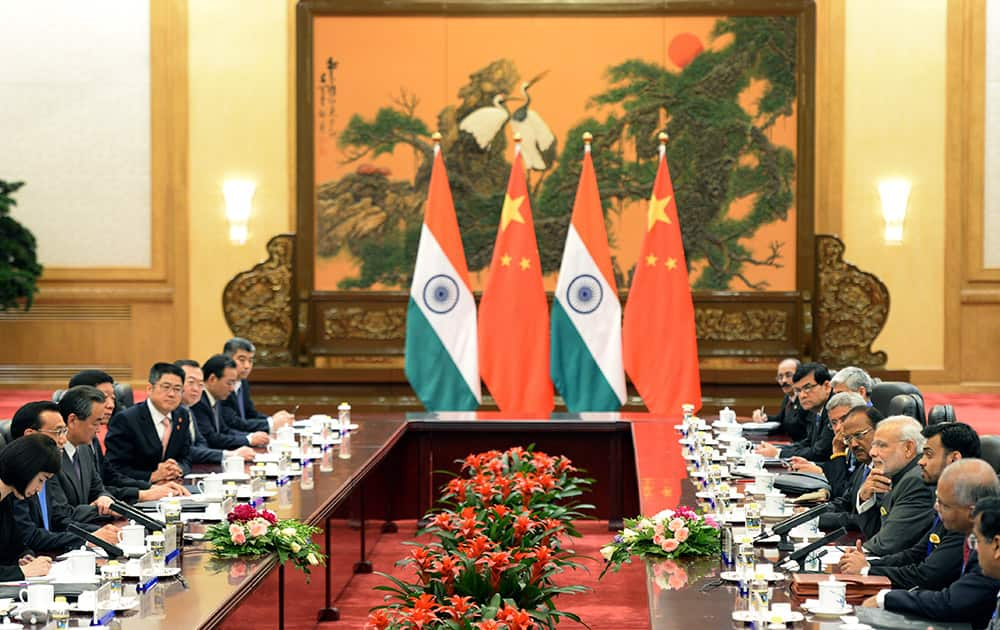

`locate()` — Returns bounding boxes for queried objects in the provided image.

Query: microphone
[110,500,165,533]
[66,523,124,560]
[756,503,832,551]
[783,527,846,572]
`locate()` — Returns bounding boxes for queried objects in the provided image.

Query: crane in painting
[458,93,522,150]
[510,71,557,171]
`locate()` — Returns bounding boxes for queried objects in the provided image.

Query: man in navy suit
[175,359,255,464]
[862,458,1000,629]
[222,337,294,429]
[972,497,1000,630]
[191,354,270,451]
[104,363,192,484]
[755,362,835,463]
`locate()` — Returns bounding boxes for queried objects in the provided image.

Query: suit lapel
[62,451,83,501]
[164,409,186,458]
[135,403,163,458]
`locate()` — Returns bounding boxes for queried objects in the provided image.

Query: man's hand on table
[755,442,779,458]
[787,456,822,474]
[20,556,52,577]
[151,459,183,483]
[139,481,189,501]
[838,540,870,574]
[91,495,115,515]
[93,524,122,545]
[861,595,880,608]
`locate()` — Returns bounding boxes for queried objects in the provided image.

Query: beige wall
[840,0,947,371]
[186,0,295,362]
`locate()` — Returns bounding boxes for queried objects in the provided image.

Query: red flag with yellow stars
[478,145,554,414]
[623,136,702,416]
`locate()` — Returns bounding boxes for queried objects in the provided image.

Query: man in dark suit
[222,337,294,429]
[756,362,835,462]
[856,416,936,555]
[839,421,982,589]
[192,354,270,451]
[819,405,885,532]
[7,401,120,554]
[105,363,192,484]
[862,459,1000,629]
[971,497,1000,630]
[788,391,867,498]
[175,359,255,464]
[750,357,808,441]
[54,385,115,523]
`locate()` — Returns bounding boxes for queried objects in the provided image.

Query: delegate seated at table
[0,434,62,580]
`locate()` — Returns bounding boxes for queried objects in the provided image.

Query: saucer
[696,491,744,501]
[123,566,181,579]
[762,508,795,519]
[802,601,853,617]
[118,544,148,558]
[69,596,139,613]
[720,571,785,582]
[182,511,225,522]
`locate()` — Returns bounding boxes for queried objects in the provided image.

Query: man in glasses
[819,405,884,532]
[830,366,875,401]
[756,362,834,462]
[750,358,808,441]
[787,391,867,497]
[105,363,193,484]
[840,422,981,590]
[862,459,1000,630]
[855,416,936,556]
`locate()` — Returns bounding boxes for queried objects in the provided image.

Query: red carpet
[319,520,650,630]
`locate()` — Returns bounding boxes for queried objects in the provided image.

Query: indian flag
[405,142,481,411]
[550,138,626,411]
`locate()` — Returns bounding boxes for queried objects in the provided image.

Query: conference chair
[0,420,10,448]
[979,436,1000,474]
[888,394,925,425]
[871,381,925,425]
[927,404,957,426]
[53,383,134,413]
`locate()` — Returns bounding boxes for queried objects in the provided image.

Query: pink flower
[652,534,664,545]
[668,518,685,532]
[249,519,270,538]
[259,509,277,524]
[704,516,720,529]
[228,503,258,523]
[674,527,689,543]
[668,567,688,589]
[661,538,679,552]
[654,523,666,536]
[229,523,247,545]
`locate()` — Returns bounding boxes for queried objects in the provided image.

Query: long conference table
[71,412,848,629]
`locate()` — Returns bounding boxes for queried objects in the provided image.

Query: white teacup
[765,492,786,514]
[744,453,764,471]
[275,426,295,444]
[754,472,775,493]
[117,523,146,549]
[725,423,743,436]
[77,590,97,610]
[223,455,245,475]
[204,502,224,519]
[818,577,847,610]
[18,583,54,610]
[65,547,97,579]
[197,475,224,497]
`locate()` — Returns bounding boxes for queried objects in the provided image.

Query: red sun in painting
[668,33,704,69]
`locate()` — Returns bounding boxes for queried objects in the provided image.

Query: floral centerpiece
[204,503,326,576]
[368,446,593,629]
[599,506,720,578]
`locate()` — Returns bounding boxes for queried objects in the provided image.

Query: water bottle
[320,444,334,472]
[50,596,69,629]
[338,401,352,431]
[750,573,770,620]
[339,430,352,459]
[300,459,314,490]
[736,541,755,579]
[745,501,762,537]
[720,525,735,568]
[734,579,750,613]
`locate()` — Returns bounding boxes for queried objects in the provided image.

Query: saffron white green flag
[551,141,626,411]
[405,144,481,411]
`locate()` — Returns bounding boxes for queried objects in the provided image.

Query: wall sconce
[223,180,256,245]
[878,179,910,245]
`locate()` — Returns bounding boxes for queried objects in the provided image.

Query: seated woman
[0,433,62,580]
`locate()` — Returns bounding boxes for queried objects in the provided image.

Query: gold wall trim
[0,365,132,384]
[0,305,131,321]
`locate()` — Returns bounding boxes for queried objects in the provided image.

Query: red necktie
[962,537,972,575]
[161,417,172,457]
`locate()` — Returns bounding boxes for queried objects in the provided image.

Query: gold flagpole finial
[513,132,523,144]
[658,132,669,145]
[582,131,593,145]
[432,131,442,143]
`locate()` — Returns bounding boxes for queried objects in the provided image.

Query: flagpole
[658,131,667,159]
[513,131,522,156]
[583,131,592,155]
[432,131,441,156]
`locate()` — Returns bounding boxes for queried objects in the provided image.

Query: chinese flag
[623,142,702,416]
[478,148,554,414]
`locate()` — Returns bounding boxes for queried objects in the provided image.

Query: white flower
[290,542,301,553]
[600,544,616,561]
[637,518,654,532]
[307,553,319,565]
[281,527,297,537]
[621,528,639,543]
[652,509,675,523]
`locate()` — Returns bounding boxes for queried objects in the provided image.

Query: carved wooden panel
[813,234,888,367]
[222,234,295,366]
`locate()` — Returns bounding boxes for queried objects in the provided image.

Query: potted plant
[0,180,42,311]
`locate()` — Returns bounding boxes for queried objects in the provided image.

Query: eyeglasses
[39,426,69,438]
[155,383,183,394]
[793,382,819,395]
[843,429,871,444]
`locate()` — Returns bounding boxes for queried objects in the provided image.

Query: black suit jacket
[885,551,1000,630]
[779,401,834,462]
[860,456,935,556]
[182,404,224,465]
[819,462,869,532]
[223,380,270,428]
[0,494,28,581]
[769,394,808,442]
[12,482,97,555]
[870,515,965,590]
[53,444,113,523]
[104,401,192,483]
[192,393,252,451]
[92,437,147,504]
[819,454,851,499]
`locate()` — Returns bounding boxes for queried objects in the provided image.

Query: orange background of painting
[312,15,797,292]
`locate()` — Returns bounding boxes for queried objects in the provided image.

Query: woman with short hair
[0,433,62,579]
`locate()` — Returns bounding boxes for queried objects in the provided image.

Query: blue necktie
[38,482,50,531]
[236,388,246,420]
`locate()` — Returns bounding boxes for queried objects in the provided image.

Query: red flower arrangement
[367,447,593,629]
[205,503,326,576]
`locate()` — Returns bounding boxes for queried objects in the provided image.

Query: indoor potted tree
[0,180,42,311]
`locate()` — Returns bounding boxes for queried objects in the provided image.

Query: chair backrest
[979,435,1000,475]
[888,393,926,426]
[114,383,134,409]
[52,389,65,402]
[927,404,957,426]
[0,419,11,448]
[871,381,924,425]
